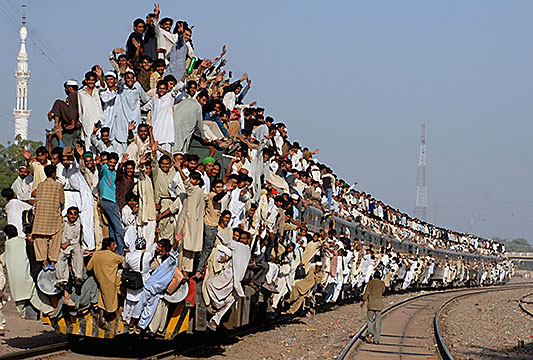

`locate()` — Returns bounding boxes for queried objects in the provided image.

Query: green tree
[0,135,43,252]
[494,236,533,253]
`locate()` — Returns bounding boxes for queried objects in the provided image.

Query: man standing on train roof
[361,270,386,344]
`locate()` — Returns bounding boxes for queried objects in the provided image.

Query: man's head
[226,174,239,190]
[83,152,95,170]
[187,80,197,97]
[185,153,199,172]
[156,80,168,98]
[220,210,231,227]
[196,91,209,106]
[138,123,149,141]
[234,84,243,95]
[107,152,119,171]
[232,227,242,241]
[125,191,139,211]
[66,206,79,224]
[157,238,172,257]
[124,160,136,177]
[183,27,192,42]
[3,224,18,239]
[44,164,57,179]
[133,18,146,34]
[18,166,29,179]
[102,237,117,252]
[146,13,155,26]
[1,188,15,201]
[248,203,257,217]
[100,152,108,165]
[239,231,251,245]
[160,17,173,32]
[211,179,224,194]
[35,146,49,164]
[125,71,136,87]
[84,71,97,89]
[189,171,204,187]
[50,147,62,166]
[154,59,166,75]
[159,154,171,173]
[101,127,111,144]
[118,54,128,67]
[163,75,177,89]
[63,80,79,95]
[105,71,117,88]
[212,162,221,178]
[141,55,153,71]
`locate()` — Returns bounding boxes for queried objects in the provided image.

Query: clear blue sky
[1,0,533,243]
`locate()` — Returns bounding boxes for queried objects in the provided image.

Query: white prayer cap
[105,70,117,78]
[291,193,299,200]
[125,69,135,75]
[65,79,78,87]
[313,261,323,267]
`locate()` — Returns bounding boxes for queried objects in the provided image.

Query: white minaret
[13,5,31,140]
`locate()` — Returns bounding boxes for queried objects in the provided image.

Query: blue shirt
[99,163,117,202]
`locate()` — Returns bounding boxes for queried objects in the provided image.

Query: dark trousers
[100,199,125,255]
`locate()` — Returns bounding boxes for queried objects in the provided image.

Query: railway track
[2,283,529,360]
[337,283,533,360]
[518,292,533,317]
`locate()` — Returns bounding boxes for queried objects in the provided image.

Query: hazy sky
[1,1,533,242]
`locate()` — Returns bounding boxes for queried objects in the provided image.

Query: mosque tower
[13,4,31,140]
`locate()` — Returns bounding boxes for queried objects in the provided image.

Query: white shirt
[11,175,33,201]
[6,199,32,236]
[228,187,250,227]
[100,88,117,128]
[141,82,184,144]
[78,86,104,134]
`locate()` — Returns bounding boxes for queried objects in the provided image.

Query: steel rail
[434,285,533,360]
[0,341,69,360]
[518,292,533,317]
[337,283,533,360]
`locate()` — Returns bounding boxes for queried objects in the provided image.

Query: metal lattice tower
[14,4,31,140]
[414,124,427,220]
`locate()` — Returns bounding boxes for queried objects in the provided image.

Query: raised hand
[173,156,182,169]
[250,101,257,107]
[153,3,160,17]
[220,45,227,57]
[113,48,125,54]
[94,65,103,77]
[150,140,159,153]
[75,143,84,157]
[20,148,31,160]
[128,121,136,131]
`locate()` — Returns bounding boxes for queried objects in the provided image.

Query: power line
[0,2,76,80]
[0,113,45,137]
[6,0,78,78]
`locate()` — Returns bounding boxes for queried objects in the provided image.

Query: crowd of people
[0,4,510,336]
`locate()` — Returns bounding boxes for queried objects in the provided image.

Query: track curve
[338,283,533,360]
